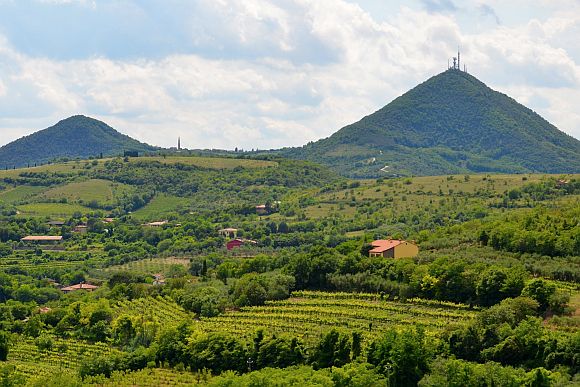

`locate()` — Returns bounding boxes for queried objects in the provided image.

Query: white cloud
[0,79,6,97]
[0,0,579,150]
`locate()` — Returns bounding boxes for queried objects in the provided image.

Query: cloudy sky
[0,0,579,150]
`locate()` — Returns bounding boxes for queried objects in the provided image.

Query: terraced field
[7,335,120,381]
[199,291,477,342]
[113,296,194,326]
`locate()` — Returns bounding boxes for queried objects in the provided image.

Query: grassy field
[297,173,580,220]
[39,179,134,205]
[16,202,90,217]
[0,185,46,204]
[0,160,100,178]
[131,194,191,220]
[131,156,278,169]
[104,257,191,275]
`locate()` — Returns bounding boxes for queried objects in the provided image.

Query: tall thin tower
[178,137,181,150]
[457,49,460,70]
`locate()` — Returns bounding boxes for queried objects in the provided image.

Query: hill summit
[0,115,156,168]
[286,69,580,177]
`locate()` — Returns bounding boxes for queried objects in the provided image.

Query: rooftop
[61,283,99,292]
[369,239,403,253]
[21,235,63,241]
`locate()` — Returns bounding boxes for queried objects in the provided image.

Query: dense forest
[0,155,578,386]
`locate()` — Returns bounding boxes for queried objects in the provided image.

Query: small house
[61,283,99,293]
[47,221,65,227]
[227,238,257,251]
[255,205,267,215]
[143,221,168,227]
[369,239,418,258]
[219,228,238,239]
[153,273,166,286]
[73,225,88,234]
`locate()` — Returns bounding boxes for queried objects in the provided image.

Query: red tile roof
[369,239,403,253]
[61,283,99,292]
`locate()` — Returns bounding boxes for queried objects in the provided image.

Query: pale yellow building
[369,239,419,258]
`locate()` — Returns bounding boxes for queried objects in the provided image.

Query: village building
[226,238,257,251]
[73,225,88,234]
[47,220,65,227]
[60,283,99,293]
[255,204,268,215]
[143,220,168,227]
[153,273,165,286]
[21,235,63,243]
[369,239,419,258]
[102,218,115,224]
[219,228,238,239]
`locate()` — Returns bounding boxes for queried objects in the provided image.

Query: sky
[0,0,579,150]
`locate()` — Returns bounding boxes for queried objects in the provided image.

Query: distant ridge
[284,69,580,177]
[0,115,156,168]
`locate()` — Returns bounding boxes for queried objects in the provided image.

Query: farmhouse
[61,283,99,293]
[227,238,257,251]
[219,228,238,238]
[255,204,267,215]
[369,239,419,258]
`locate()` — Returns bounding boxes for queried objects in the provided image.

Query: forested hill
[0,115,156,168]
[284,69,580,177]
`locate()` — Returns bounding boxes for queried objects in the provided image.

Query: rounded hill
[0,115,156,168]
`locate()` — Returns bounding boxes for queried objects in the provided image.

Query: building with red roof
[226,238,257,251]
[61,283,99,293]
[369,239,418,258]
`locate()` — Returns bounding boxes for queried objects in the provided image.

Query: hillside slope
[0,115,156,168]
[285,70,580,177]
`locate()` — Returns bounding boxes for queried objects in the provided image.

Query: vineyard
[113,296,194,326]
[198,291,477,342]
[7,336,120,380]
[84,368,207,386]
[105,257,191,275]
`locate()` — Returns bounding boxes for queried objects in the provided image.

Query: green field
[131,194,191,220]
[105,257,191,275]
[39,179,134,205]
[0,185,46,204]
[132,156,278,169]
[298,173,580,220]
[0,161,100,178]
[16,202,91,217]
